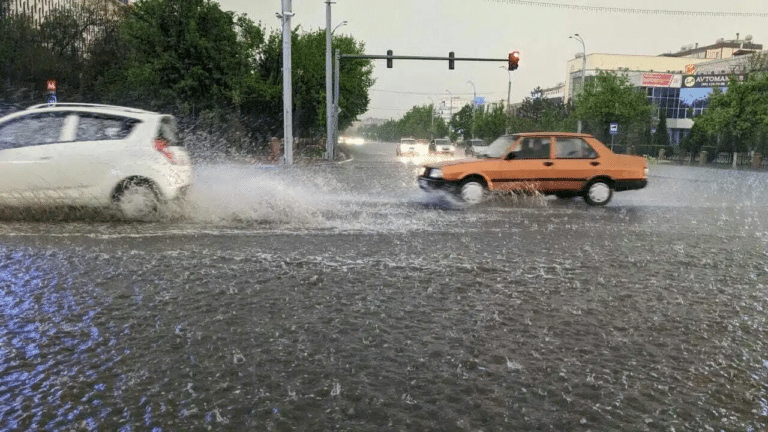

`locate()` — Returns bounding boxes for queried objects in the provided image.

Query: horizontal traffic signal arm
[341,52,511,70]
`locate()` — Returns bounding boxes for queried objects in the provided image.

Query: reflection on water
[0,162,768,430]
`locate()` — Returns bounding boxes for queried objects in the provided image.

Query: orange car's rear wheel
[583,180,613,206]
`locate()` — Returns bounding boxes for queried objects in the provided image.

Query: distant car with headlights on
[396,137,427,156]
[428,138,456,156]
[418,132,647,206]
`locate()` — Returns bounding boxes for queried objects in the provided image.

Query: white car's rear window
[159,117,183,147]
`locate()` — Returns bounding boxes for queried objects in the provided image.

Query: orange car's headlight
[428,168,443,179]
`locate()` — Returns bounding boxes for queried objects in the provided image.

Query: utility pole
[446,89,453,123]
[467,80,476,138]
[499,66,511,114]
[570,34,586,134]
[427,96,435,140]
[333,49,340,158]
[325,1,334,160]
[280,0,294,164]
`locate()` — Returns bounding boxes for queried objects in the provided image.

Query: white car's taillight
[154,138,176,164]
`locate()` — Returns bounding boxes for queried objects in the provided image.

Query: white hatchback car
[0,103,192,218]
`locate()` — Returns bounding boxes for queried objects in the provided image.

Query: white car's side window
[75,113,140,142]
[0,113,67,149]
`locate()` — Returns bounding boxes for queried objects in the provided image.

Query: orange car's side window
[555,138,597,159]
[518,137,551,159]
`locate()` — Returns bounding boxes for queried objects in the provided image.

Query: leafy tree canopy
[573,70,652,142]
[694,73,768,152]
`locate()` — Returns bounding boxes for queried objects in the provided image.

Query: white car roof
[22,103,163,119]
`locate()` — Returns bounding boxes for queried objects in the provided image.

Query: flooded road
[2,142,768,431]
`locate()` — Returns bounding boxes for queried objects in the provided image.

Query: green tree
[0,0,123,103]
[680,121,711,155]
[573,70,653,143]
[518,87,551,123]
[474,104,508,141]
[103,0,263,110]
[449,104,474,140]
[694,73,768,152]
[257,28,373,139]
[654,108,670,146]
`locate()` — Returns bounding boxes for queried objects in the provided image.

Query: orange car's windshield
[485,135,519,158]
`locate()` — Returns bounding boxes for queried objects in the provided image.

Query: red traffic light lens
[508,51,520,70]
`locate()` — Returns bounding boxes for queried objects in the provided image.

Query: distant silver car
[464,138,490,157]
[428,138,456,156]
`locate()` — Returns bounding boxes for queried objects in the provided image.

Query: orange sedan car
[418,132,648,206]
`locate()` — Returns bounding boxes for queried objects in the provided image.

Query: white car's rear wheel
[460,179,486,205]
[584,180,613,206]
[114,179,159,219]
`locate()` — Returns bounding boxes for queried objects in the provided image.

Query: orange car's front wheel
[459,179,486,205]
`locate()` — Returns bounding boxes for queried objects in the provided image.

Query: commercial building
[4,0,127,26]
[562,35,763,145]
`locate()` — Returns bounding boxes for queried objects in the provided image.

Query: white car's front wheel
[459,179,486,205]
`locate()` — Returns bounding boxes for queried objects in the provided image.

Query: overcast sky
[217,0,767,120]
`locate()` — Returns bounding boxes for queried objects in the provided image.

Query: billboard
[641,73,682,88]
[682,74,745,88]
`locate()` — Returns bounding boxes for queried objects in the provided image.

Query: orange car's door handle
[543,162,554,166]
[591,161,600,166]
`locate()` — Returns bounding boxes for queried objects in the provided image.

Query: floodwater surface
[1,152,768,431]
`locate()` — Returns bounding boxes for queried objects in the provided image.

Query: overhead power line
[371,89,503,96]
[485,0,768,17]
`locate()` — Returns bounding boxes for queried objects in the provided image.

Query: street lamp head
[332,21,348,34]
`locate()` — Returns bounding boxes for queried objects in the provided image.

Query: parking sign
[610,123,618,135]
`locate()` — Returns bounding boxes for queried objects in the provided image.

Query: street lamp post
[445,89,453,133]
[427,96,435,140]
[499,66,511,114]
[570,33,586,133]
[467,81,476,138]
[325,1,334,160]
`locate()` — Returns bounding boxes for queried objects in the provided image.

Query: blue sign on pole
[47,95,57,106]
[473,97,485,106]
[609,123,618,135]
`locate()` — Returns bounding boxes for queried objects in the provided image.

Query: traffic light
[449,51,455,70]
[387,50,393,68]
[508,51,520,71]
